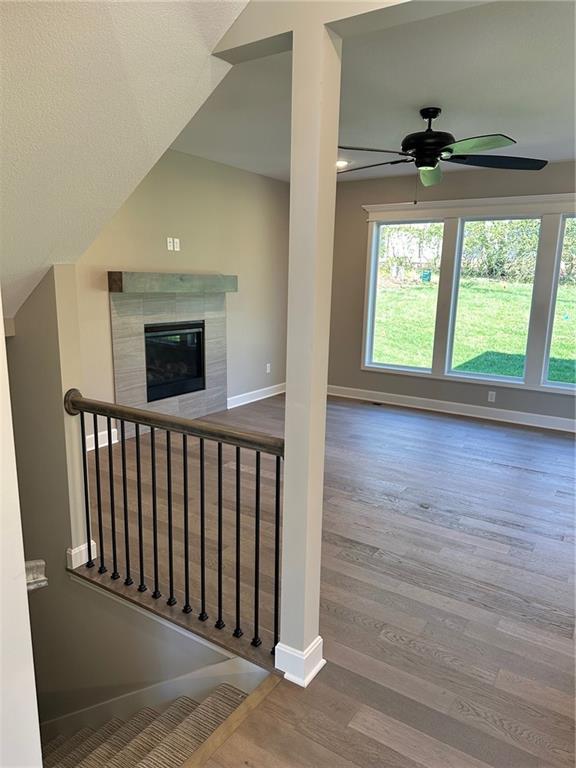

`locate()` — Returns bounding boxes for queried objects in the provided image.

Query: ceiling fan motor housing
[402,129,455,168]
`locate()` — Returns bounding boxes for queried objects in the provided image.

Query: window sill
[362,362,575,396]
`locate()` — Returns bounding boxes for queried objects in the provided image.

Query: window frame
[361,194,576,394]
[542,214,576,389]
[448,214,543,383]
[362,218,445,374]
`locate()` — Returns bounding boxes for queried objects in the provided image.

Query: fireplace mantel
[108,271,238,295]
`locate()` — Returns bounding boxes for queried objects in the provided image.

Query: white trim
[361,220,379,372]
[525,214,564,386]
[66,540,98,569]
[86,427,118,452]
[227,383,285,409]
[541,214,575,387]
[432,218,461,376]
[327,385,575,433]
[274,635,326,688]
[363,193,576,221]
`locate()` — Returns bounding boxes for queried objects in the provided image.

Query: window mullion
[361,221,379,366]
[432,218,460,376]
[524,213,563,387]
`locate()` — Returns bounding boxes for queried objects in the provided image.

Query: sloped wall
[0,0,247,317]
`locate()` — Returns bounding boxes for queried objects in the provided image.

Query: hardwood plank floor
[77,396,575,767]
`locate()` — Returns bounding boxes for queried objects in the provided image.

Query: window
[367,221,443,369]
[450,218,541,379]
[547,216,576,385]
[362,194,575,393]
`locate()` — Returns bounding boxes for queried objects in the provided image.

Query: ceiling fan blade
[446,154,548,170]
[338,158,414,174]
[442,134,515,155]
[419,165,442,187]
[339,144,409,156]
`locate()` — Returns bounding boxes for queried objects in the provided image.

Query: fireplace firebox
[144,321,205,402]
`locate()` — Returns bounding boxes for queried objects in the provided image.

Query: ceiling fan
[337,107,548,186]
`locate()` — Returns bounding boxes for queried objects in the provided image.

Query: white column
[274,23,342,687]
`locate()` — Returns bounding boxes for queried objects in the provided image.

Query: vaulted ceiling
[173,1,575,182]
[0,1,247,317]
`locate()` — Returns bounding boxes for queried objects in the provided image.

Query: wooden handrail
[64,389,284,457]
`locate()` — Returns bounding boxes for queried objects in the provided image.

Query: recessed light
[336,159,349,169]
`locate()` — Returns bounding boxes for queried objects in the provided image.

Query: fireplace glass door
[145,321,205,402]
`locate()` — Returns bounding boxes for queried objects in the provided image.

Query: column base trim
[66,540,98,569]
[274,635,326,687]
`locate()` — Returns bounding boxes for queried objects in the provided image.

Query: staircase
[41,684,246,768]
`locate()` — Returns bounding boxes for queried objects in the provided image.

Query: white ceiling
[172,1,576,182]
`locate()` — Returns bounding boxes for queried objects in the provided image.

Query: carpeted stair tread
[134,684,247,768]
[53,718,124,768]
[42,734,67,759]
[44,728,94,768]
[102,697,198,768]
[76,709,159,768]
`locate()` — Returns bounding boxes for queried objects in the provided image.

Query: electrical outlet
[167,237,174,251]
[174,238,180,252]
[266,363,271,374]
[488,390,496,403]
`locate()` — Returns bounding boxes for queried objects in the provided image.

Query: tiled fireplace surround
[109,272,238,423]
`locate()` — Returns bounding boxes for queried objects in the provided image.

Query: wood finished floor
[78,396,575,767]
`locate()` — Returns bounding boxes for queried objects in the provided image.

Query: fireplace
[144,321,205,402]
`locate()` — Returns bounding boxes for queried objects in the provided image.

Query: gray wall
[329,161,576,418]
[76,149,290,428]
[6,267,228,723]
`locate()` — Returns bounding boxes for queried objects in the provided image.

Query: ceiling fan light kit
[337,106,548,186]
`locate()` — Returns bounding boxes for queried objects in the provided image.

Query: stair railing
[64,389,283,653]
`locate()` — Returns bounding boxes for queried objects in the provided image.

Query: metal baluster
[182,434,192,614]
[272,455,282,652]
[107,417,120,579]
[215,442,225,629]
[251,451,262,647]
[120,421,133,586]
[93,415,106,574]
[80,414,94,568]
[135,424,147,592]
[198,438,208,621]
[166,431,176,606]
[233,446,243,638]
[150,427,161,598]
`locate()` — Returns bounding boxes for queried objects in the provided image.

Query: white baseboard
[327,385,575,433]
[66,540,98,569]
[274,635,326,688]
[86,427,118,452]
[227,382,285,410]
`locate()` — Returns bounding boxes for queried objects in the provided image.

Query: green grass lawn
[372,278,576,384]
